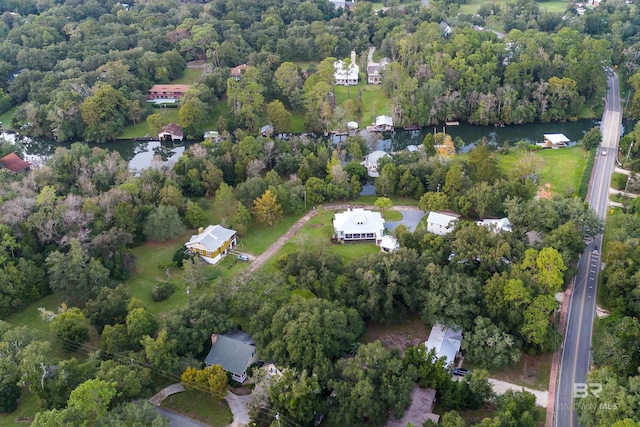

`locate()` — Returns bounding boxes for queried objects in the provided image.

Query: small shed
[0,152,30,173]
[347,121,359,130]
[543,134,570,148]
[379,235,399,253]
[159,123,184,142]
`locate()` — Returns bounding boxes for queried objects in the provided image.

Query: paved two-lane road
[555,71,622,427]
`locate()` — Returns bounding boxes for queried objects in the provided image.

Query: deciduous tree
[252,189,283,226]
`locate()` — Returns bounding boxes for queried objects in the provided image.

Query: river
[4,118,634,171]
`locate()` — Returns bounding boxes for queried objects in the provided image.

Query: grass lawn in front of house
[124,231,197,319]
[161,390,234,427]
[170,68,203,85]
[119,108,180,139]
[333,83,392,129]
[0,388,41,427]
[261,208,381,271]
[497,146,589,197]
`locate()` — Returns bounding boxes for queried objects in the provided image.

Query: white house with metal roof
[424,323,462,368]
[205,333,257,383]
[477,217,512,233]
[426,211,460,235]
[362,150,391,177]
[334,208,385,244]
[185,225,237,265]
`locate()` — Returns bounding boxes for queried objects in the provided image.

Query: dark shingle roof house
[205,333,257,383]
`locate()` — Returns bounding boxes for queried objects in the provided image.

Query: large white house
[334,51,359,86]
[334,208,385,244]
[185,225,237,265]
[361,150,391,177]
[426,211,459,235]
[425,323,462,368]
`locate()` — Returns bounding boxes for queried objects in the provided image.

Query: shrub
[152,282,175,302]
[0,383,20,413]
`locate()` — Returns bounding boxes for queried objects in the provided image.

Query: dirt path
[247,204,422,273]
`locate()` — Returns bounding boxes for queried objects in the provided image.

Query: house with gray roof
[205,333,257,383]
[185,225,237,265]
[424,323,462,368]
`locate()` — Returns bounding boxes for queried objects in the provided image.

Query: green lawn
[171,68,203,85]
[333,83,392,128]
[355,195,420,206]
[0,388,41,427]
[119,108,180,139]
[124,232,197,319]
[291,113,305,133]
[261,209,381,271]
[458,0,568,14]
[0,107,15,130]
[384,210,403,221]
[497,146,589,197]
[161,390,234,427]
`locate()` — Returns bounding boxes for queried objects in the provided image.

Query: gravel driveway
[489,378,549,408]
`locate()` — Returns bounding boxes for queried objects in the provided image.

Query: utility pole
[275,412,281,427]
[626,141,634,164]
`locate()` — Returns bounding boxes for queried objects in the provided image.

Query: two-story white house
[334,208,385,244]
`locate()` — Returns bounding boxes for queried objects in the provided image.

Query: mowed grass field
[333,83,392,128]
[497,146,589,197]
[458,0,569,15]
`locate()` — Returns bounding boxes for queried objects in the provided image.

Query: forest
[0,130,605,426]
[1,0,640,141]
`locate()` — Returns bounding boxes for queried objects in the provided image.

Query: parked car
[453,368,469,376]
[237,254,250,261]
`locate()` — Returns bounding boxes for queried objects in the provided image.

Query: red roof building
[159,123,184,142]
[147,84,190,102]
[0,152,30,172]
[230,64,249,81]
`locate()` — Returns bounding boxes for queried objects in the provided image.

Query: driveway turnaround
[225,391,251,425]
[385,209,426,232]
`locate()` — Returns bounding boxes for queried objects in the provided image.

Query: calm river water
[4,118,634,171]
